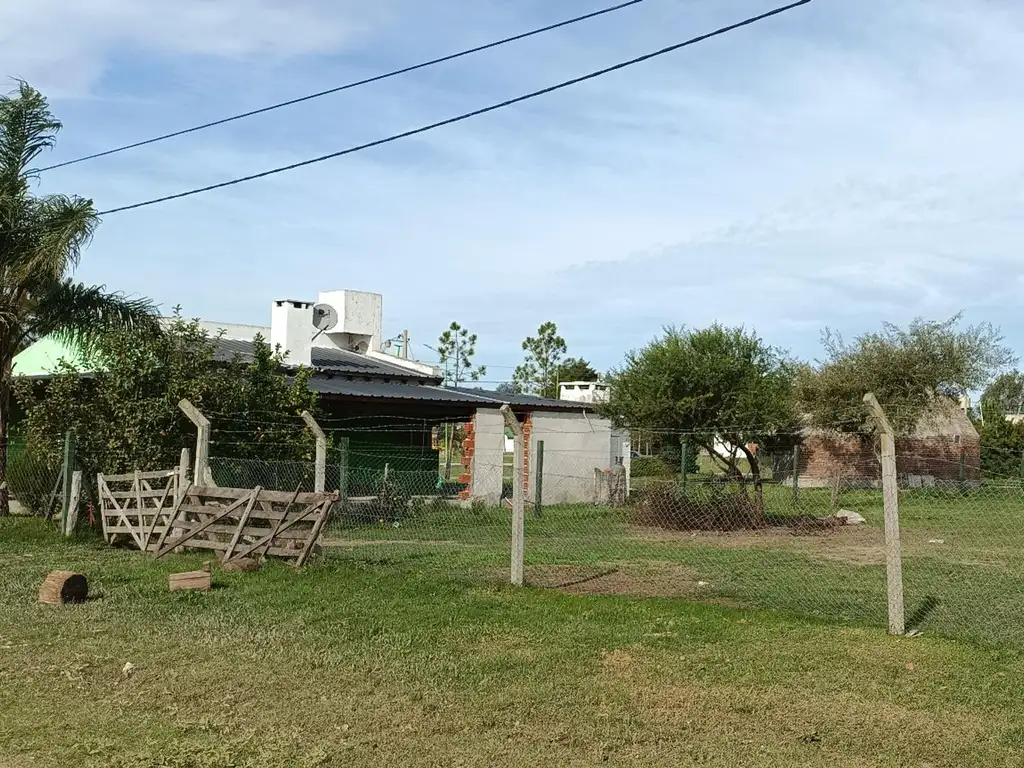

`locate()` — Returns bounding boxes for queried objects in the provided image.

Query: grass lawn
[326,483,1024,649]
[3,517,1024,767]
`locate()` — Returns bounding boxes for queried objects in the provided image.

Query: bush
[631,483,766,531]
[630,455,676,478]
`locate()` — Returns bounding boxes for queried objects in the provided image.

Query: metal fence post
[959,449,965,484]
[792,444,800,505]
[680,437,688,494]
[338,437,350,508]
[534,440,544,518]
[60,430,76,532]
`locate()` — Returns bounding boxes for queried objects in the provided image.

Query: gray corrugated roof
[214,338,435,380]
[309,378,501,405]
[307,379,590,411]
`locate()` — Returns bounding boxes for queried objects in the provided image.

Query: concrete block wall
[465,408,506,504]
[528,411,618,505]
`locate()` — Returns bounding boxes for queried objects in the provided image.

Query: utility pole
[402,329,409,359]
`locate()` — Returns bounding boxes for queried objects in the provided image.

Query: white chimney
[316,290,383,354]
[270,299,314,367]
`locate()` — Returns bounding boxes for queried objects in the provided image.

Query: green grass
[3,517,1024,767]
[325,483,1024,648]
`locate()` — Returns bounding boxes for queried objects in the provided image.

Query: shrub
[631,483,766,532]
[630,455,676,478]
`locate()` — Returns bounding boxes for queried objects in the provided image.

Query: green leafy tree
[980,371,1024,418]
[602,325,799,500]
[556,357,599,385]
[798,314,1015,434]
[0,81,157,515]
[513,322,567,399]
[436,322,486,386]
[14,314,320,494]
[978,413,1024,480]
[436,322,485,478]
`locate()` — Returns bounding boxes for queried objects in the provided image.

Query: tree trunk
[0,353,11,517]
[740,444,764,509]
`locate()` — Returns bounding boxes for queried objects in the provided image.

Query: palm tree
[0,81,158,514]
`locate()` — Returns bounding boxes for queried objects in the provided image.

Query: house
[12,288,629,503]
[773,399,980,488]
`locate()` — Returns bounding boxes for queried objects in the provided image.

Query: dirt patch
[490,564,749,605]
[628,524,889,567]
[321,538,469,548]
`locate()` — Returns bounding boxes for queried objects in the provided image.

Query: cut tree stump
[169,570,212,592]
[38,571,88,605]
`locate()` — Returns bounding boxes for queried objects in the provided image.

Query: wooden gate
[152,486,336,567]
[99,473,336,567]
[98,469,181,552]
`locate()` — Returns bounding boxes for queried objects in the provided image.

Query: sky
[3,0,1024,383]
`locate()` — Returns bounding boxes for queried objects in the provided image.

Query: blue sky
[3,0,1024,383]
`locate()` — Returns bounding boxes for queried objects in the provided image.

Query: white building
[558,381,610,404]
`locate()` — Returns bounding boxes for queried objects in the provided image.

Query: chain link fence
[11,417,1024,648]
[2,435,65,517]
[300,431,1024,649]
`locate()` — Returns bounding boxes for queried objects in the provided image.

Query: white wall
[469,408,506,505]
[270,300,314,366]
[529,412,624,505]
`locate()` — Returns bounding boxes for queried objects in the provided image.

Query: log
[221,557,259,573]
[168,570,212,592]
[38,571,88,605]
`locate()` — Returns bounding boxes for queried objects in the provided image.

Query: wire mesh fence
[2,435,65,517]
[304,432,1024,650]
[10,414,1024,649]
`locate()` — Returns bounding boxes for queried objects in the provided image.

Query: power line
[97,0,813,216]
[38,1,644,173]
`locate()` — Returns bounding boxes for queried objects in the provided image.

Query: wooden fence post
[501,404,525,587]
[301,411,327,493]
[177,449,190,504]
[60,431,76,533]
[64,471,82,537]
[178,399,210,487]
[864,392,905,636]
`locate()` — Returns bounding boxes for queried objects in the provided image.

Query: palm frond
[25,278,160,353]
[0,80,60,190]
[19,194,98,280]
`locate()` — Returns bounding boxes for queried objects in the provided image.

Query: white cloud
[13,0,1024,373]
[0,0,384,96]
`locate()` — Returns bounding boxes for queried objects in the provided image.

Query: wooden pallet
[99,472,335,567]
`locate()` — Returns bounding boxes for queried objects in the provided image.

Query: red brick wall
[788,434,981,485]
[457,418,475,500]
[521,415,533,496]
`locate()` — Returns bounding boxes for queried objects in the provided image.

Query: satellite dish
[312,303,338,332]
